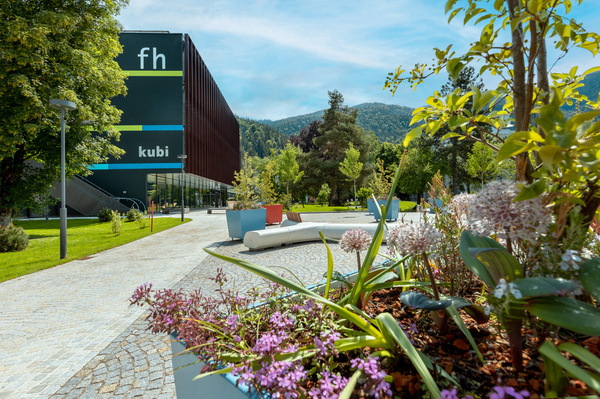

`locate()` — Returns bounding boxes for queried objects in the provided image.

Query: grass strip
[1,217,188,282]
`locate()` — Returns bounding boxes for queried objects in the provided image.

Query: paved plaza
[0,209,423,398]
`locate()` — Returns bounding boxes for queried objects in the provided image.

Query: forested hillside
[563,70,600,115]
[237,117,287,158]
[262,102,414,143]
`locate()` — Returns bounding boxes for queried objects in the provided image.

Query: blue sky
[117,0,600,121]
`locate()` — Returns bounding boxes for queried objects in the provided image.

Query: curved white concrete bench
[243,222,387,250]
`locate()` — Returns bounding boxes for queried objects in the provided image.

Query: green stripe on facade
[114,125,143,131]
[124,70,183,77]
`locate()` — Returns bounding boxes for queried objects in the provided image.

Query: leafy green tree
[356,187,373,209]
[467,142,498,187]
[302,90,372,202]
[238,117,287,157]
[0,0,129,227]
[384,0,600,226]
[339,143,364,208]
[396,147,434,203]
[275,143,304,209]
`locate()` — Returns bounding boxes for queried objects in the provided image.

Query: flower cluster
[448,193,475,228]
[314,330,340,358]
[308,370,348,399]
[493,278,523,300]
[340,228,372,253]
[387,222,443,257]
[350,357,393,398]
[489,385,530,399]
[559,249,582,272]
[235,360,307,399]
[467,180,552,243]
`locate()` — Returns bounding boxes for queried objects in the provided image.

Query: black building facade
[86,31,239,210]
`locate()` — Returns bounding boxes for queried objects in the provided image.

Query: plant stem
[422,251,447,332]
[356,251,361,273]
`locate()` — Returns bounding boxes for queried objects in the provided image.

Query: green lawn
[290,201,417,213]
[0,217,188,283]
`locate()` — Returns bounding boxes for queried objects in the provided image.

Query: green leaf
[403,125,424,147]
[527,296,600,336]
[505,131,545,143]
[459,231,506,288]
[580,258,600,301]
[376,313,441,397]
[339,370,362,399]
[513,277,576,298]
[514,179,547,201]
[319,231,335,299]
[448,296,489,324]
[539,341,600,395]
[497,141,538,161]
[469,247,523,283]
[538,145,564,170]
[400,291,452,310]
[557,342,600,374]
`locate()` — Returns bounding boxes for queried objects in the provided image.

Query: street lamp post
[49,99,77,259]
[177,154,187,222]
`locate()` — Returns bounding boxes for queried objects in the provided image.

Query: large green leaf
[527,296,600,336]
[513,277,576,298]
[319,231,335,299]
[469,247,523,283]
[376,313,441,398]
[580,258,600,301]
[400,291,452,310]
[459,231,506,288]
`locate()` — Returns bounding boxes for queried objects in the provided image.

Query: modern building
[54,31,239,215]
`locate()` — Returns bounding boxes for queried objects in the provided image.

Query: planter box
[373,199,399,221]
[226,208,267,240]
[367,198,377,214]
[263,204,283,225]
[170,333,264,399]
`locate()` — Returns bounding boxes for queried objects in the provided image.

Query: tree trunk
[507,0,534,183]
[0,208,12,228]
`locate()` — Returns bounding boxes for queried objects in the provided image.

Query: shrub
[98,207,112,222]
[110,211,122,236]
[357,187,373,209]
[126,208,143,222]
[316,183,331,206]
[0,223,29,252]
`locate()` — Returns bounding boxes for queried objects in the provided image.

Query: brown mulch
[361,287,599,398]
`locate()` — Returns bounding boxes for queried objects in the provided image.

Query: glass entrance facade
[147,173,231,210]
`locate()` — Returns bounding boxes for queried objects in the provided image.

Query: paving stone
[2,211,423,398]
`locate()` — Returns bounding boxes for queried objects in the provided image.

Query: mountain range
[238,71,600,156]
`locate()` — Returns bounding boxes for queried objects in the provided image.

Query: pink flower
[387,223,442,256]
[340,228,372,253]
[467,181,552,243]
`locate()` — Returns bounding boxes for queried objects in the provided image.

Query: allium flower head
[387,223,442,256]
[340,228,372,253]
[448,193,476,227]
[467,180,552,243]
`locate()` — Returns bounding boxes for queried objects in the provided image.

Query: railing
[75,175,146,212]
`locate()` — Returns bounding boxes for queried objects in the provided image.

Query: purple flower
[490,385,530,399]
[314,330,340,358]
[350,356,393,398]
[254,332,284,355]
[270,312,295,329]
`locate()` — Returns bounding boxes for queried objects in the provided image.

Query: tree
[0,0,129,227]
[302,90,372,203]
[385,0,600,227]
[289,120,323,153]
[396,147,435,203]
[466,142,498,187]
[339,143,364,208]
[275,143,304,209]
